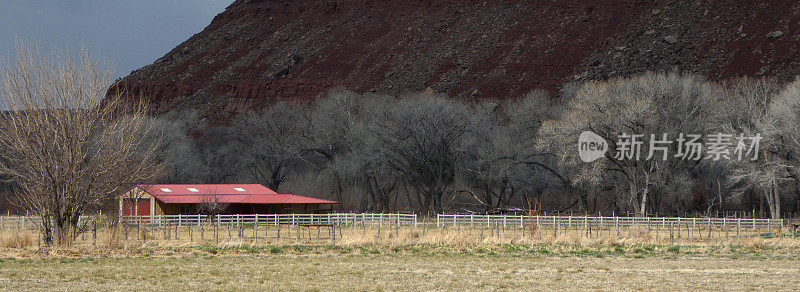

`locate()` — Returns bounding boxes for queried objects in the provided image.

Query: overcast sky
[0,0,233,77]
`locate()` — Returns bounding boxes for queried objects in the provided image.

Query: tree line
[148,72,800,219]
[7,44,796,247]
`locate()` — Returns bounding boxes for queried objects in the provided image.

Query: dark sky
[0,0,234,77]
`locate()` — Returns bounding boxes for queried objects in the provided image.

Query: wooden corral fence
[119,213,419,226]
[436,214,784,229]
[0,215,99,229]
[1,214,786,229]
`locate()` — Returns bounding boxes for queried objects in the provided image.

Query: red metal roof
[138,184,277,196]
[134,184,339,205]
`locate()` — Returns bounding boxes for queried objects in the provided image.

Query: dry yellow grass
[0,252,798,291]
[1,221,799,290]
[1,221,798,254]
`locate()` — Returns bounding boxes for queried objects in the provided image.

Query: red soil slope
[110,0,800,111]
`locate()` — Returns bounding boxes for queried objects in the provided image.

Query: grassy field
[1,223,799,290]
[1,243,799,290]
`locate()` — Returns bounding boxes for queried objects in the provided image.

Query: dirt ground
[1,250,798,291]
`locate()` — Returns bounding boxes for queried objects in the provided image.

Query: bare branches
[0,43,162,245]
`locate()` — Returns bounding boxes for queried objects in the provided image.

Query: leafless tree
[231,103,308,191]
[725,77,795,219]
[539,72,714,216]
[197,193,230,218]
[0,44,162,245]
[360,93,476,213]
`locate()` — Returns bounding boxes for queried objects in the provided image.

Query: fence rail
[0,215,98,229]
[0,214,786,230]
[436,214,784,229]
[121,213,418,226]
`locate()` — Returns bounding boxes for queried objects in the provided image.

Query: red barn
[119,184,338,216]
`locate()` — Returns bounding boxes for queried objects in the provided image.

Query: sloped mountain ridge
[110,0,800,111]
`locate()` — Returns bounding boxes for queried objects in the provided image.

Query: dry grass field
[1,247,799,290]
[1,222,799,290]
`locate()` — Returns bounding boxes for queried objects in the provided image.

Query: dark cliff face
[110,0,800,111]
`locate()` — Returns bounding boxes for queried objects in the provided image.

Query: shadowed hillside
[110,0,800,110]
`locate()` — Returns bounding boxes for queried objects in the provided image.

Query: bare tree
[0,44,161,245]
[538,72,714,216]
[361,93,476,213]
[197,193,230,218]
[231,103,308,191]
[726,77,795,219]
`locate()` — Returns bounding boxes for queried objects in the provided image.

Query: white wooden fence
[436,214,784,229]
[121,213,418,226]
[0,214,786,230]
[0,215,98,229]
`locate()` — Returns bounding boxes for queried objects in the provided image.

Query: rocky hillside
[110,0,800,111]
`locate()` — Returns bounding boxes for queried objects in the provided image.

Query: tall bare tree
[0,44,161,245]
[539,72,714,216]
[231,103,308,191]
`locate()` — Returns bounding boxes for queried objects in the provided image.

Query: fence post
[436,214,440,228]
[736,218,741,236]
[567,215,572,229]
[252,214,258,240]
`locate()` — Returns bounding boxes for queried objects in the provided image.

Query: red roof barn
[119,184,338,216]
